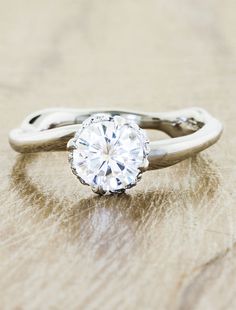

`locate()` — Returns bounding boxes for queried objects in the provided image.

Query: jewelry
[9,107,222,195]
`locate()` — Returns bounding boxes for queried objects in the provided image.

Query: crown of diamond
[68,113,150,195]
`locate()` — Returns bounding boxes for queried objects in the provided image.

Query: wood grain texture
[0,0,236,309]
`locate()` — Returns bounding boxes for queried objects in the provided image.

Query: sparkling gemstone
[68,114,149,194]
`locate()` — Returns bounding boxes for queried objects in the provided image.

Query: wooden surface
[0,1,236,309]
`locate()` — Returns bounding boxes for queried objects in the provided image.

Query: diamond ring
[9,107,222,195]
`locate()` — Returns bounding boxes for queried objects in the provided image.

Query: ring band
[9,107,223,195]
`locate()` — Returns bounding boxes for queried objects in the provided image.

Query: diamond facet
[68,114,149,194]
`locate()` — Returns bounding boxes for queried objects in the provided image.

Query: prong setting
[68,113,150,195]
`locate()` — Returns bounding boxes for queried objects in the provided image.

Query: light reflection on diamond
[69,114,149,194]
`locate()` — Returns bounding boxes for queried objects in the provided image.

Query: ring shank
[9,107,223,170]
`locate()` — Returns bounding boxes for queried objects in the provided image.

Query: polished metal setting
[9,107,223,194]
[67,113,150,195]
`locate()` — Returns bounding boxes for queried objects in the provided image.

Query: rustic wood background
[0,0,235,309]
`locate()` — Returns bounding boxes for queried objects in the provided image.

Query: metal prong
[92,185,107,195]
[78,176,89,186]
[67,138,76,151]
[139,159,149,172]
